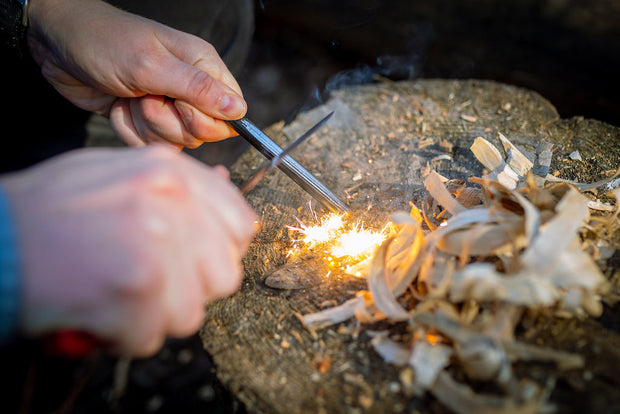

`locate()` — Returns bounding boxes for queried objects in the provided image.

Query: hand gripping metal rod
[226,117,349,214]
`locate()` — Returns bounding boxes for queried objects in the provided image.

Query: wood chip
[300,132,614,413]
[461,114,478,122]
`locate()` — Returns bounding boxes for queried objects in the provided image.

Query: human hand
[26,0,247,149]
[1,145,257,356]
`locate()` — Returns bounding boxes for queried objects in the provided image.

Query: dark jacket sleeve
[0,0,28,58]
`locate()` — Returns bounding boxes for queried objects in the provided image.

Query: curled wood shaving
[587,199,615,212]
[520,188,588,270]
[387,219,425,296]
[510,190,540,244]
[425,171,468,216]
[302,297,358,330]
[417,312,512,383]
[436,217,523,257]
[370,334,411,366]
[354,290,386,323]
[371,334,452,390]
[430,371,548,414]
[301,132,616,413]
[471,137,520,189]
[409,339,453,388]
[367,238,410,320]
[502,341,584,371]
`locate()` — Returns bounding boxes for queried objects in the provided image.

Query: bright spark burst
[288,211,392,272]
[331,225,388,259]
[288,213,344,247]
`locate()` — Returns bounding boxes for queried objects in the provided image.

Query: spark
[289,211,392,273]
[331,225,387,259]
[288,214,344,247]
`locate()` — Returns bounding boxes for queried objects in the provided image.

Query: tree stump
[200,79,620,413]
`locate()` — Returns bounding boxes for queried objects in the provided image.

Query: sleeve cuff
[0,184,20,344]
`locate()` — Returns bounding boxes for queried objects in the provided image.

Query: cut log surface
[200,79,620,413]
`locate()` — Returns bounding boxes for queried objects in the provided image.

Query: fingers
[108,25,247,147]
[211,165,230,179]
[154,33,246,119]
[164,35,243,97]
[129,96,202,148]
[111,298,168,357]
[197,241,244,301]
[109,96,240,148]
[178,68,246,120]
[174,100,240,142]
[13,146,257,357]
[109,99,148,147]
[122,149,256,348]
[137,146,257,250]
[160,238,205,338]
[161,217,244,339]
[186,160,258,252]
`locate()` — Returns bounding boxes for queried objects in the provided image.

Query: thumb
[150,58,247,120]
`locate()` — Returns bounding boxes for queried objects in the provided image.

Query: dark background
[210,0,620,167]
[2,0,619,413]
[243,0,620,128]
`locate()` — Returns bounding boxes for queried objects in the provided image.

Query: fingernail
[219,94,246,118]
[176,101,193,125]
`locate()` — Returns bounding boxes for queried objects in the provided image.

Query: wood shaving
[302,132,618,413]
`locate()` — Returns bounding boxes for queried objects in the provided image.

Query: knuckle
[137,97,161,123]
[115,256,164,298]
[235,205,259,241]
[210,262,243,299]
[140,144,177,162]
[187,71,219,104]
[136,156,190,195]
[127,53,160,86]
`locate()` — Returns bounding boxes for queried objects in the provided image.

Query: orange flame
[425,333,441,346]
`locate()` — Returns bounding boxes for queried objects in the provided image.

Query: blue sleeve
[0,185,20,344]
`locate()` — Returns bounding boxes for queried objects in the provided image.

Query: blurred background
[241,0,620,126]
[192,0,620,166]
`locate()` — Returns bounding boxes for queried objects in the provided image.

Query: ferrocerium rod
[226,117,349,214]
